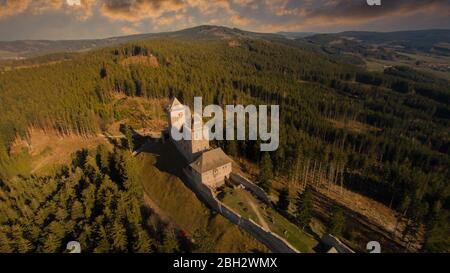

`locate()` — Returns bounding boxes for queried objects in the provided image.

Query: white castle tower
[168,97,186,131]
[168,97,209,162]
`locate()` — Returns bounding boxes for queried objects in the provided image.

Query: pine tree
[295,187,313,230]
[93,226,111,253]
[133,229,152,253]
[0,232,13,253]
[120,124,134,151]
[160,230,180,253]
[424,210,450,253]
[96,144,110,173]
[226,141,238,157]
[259,153,273,193]
[277,187,290,212]
[111,220,128,252]
[11,226,33,253]
[41,233,62,253]
[328,208,345,236]
[71,200,84,221]
[193,229,214,253]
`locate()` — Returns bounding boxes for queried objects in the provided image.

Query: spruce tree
[71,201,84,221]
[193,229,214,253]
[111,220,128,252]
[277,187,290,212]
[295,187,313,230]
[328,208,345,236]
[259,153,273,193]
[160,230,180,253]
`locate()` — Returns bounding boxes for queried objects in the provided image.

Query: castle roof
[189,148,232,174]
[169,97,184,111]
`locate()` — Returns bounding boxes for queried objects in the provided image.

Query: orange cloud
[121,25,139,34]
[0,0,96,19]
[0,0,30,18]
[255,0,450,32]
[230,14,251,26]
[100,0,186,22]
[297,0,450,28]
[1,0,450,33]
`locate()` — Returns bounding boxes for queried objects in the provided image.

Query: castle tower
[168,97,209,162]
[189,113,210,155]
[169,97,186,131]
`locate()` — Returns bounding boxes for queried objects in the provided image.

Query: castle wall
[321,234,355,253]
[229,172,271,205]
[183,168,299,253]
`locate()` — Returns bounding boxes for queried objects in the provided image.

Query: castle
[168,98,232,189]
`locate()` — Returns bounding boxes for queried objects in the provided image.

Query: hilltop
[0,25,283,60]
[3,26,449,60]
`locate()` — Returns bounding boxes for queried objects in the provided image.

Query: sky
[0,0,450,41]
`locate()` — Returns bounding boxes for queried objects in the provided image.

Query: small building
[188,148,232,189]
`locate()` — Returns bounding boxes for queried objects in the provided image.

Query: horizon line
[1,25,450,43]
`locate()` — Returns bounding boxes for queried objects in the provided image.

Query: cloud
[1,0,450,37]
[230,14,251,26]
[100,0,186,22]
[121,25,139,34]
[274,0,450,28]
[249,0,450,32]
[0,0,30,18]
[0,0,96,19]
[67,0,82,6]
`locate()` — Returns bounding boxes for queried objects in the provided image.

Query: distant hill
[338,29,450,53]
[277,32,316,39]
[2,26,450,60]
[0,25,284,59]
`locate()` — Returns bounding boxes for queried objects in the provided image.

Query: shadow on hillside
[138,137,226,213]
[138,136,190,181]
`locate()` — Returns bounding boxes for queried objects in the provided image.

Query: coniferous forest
[0,35,449,252]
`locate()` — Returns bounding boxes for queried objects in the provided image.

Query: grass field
[265,207,319,253]
[136,141,268,253]
[0,50,17,59]
[221,187,261,224]
[365,52,450,80]
[221,183,319,253]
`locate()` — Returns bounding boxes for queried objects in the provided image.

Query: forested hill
[338,29,450,51]
[0,25,283,59]
[0,33,449,251]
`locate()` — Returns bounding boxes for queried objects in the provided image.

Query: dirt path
[247,197,270,231]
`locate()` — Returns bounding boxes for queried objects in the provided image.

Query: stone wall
[321,234,355,253]
[183,168,299,253]
[229,172,271,205]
